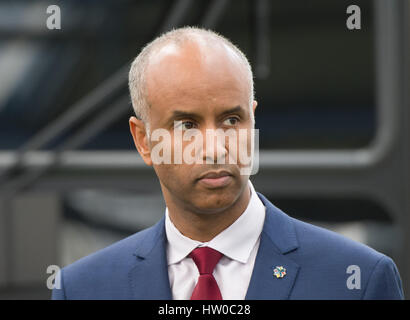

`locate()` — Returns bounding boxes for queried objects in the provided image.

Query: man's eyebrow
[167,106,245,123]
[170,110,201,119]
[218,105,244,117]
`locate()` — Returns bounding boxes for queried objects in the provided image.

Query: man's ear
[252,100,258,114]
[129,116,152,166]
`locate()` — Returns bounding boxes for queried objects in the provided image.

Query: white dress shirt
[165,180,266,300]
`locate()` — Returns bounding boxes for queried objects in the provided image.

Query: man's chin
[189,190,239,215]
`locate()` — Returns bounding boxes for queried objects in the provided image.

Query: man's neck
[165,185,251,242]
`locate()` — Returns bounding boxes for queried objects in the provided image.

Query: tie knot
[189,247,223,275]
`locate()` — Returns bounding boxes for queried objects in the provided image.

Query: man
[52,27,404,300]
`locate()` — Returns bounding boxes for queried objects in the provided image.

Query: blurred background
[0,0,408,299]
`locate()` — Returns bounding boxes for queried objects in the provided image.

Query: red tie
[189,247,223,300]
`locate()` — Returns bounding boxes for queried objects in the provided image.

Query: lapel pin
[273,266,286,278]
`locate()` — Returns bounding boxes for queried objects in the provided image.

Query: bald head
[128,27,254,133]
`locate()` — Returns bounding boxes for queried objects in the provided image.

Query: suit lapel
[245,193,300,299]
[128,217,173,299]
[245,233,300,299]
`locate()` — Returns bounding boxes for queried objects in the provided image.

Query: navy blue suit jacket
[52,193,404,299]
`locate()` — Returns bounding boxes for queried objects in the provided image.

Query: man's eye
[175,121,196,130]
[223,117,239,126]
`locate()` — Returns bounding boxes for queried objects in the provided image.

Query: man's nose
[202,128,229,164]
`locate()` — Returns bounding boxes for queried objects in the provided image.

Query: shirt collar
[165,180,266,265]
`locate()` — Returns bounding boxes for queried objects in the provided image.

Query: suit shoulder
[55,223,161,299]
[283,216,403,299]
[290,217,384,264]
[62,223,155,276]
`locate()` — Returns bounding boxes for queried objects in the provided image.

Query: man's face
[130,40,256,214]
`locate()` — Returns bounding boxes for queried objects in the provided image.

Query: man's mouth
[197,170,233,188]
